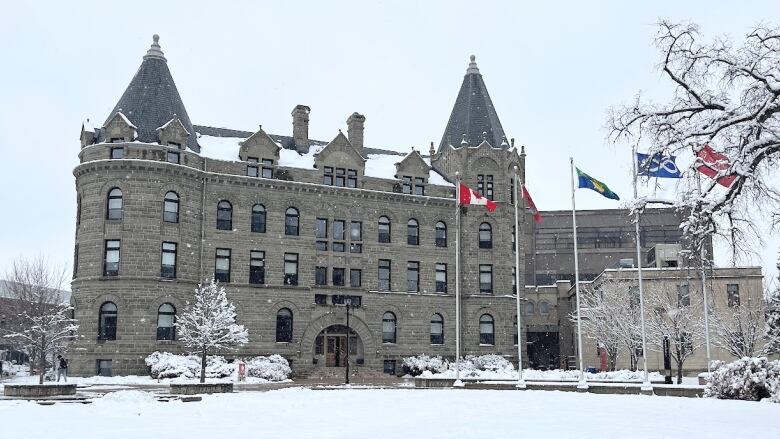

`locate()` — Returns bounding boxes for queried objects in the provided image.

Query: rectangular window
[215,248,231,283]
[435,263,447,293]
[110,147,124,159]
[378,220,391,243]
[510,177,515,205]
[261,159,274,178]
[73,243,79,279]
[333,268,345,286]
[96,359,113,377]
[315,266,327,286]
[347,169,357,188]
[479,264,493,294]
[486,175,494,200]
[104,240,120,276]
[378,259,391,291]
[250,251,265,284]
[350,221,362,253]
[284,253,299,286]
[315,218,328,251]
[333,220,346,252]
[677,284,690,307]
[166,150,180,164]
[315,294,327,305]
[161,242,177,279]
[383,360,396,375]
[512,267,517,295]
[350,269,362,288]
[407,261,420,292]
[335,168,346,187]
[323,166,334,185]
[414,177,425,196]
[247,157,259,177]
[727,284,740,307]
[401,176,412,194]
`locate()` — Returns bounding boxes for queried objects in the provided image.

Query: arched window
[479,223,492,249]
[163,191,179,223]
[98,302,118,340]
[285,207,299,236]
[276,308,293,342]
[217,200,232,230]
[382,312,396,344]
[430,313,444,345]
[407,219,419,245]
[106,188,123,220]
[525,301,535,316]
[251,204,267,233]
[378,216,391,243]
[479,314,494,345]
[435,221,447,247]
[157,303,176,340]
[539,301,550,315]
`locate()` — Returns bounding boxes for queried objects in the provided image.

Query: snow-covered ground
[2,387,777,438]
[418,368,668,382]
[0,374,289,388]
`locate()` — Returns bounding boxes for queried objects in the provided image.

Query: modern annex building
[70,36,687,376]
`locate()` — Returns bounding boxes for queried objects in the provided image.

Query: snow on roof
[82,118,96,133]
[364,153,400,179]
[157,117,191,135]
[279,147,316,169]
[116,111,137,129]
[197,134,242,161]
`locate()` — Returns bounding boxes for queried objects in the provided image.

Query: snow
[278,147,316,169]
[2,387,779,438]
[364,153,400,179]
[196,134,242,161]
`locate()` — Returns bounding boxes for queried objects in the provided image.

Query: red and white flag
[458,183,498,212]
[696,145,737,188]
[522,184,542,224]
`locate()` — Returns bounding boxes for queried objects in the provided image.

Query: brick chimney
[347,112,365,155]
[291,105,310,153]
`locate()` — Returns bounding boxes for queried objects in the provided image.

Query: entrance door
[325,336,346,366]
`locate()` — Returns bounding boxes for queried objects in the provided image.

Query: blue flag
[636,152,682,178]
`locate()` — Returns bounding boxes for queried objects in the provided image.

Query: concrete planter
[4,384,77,398]
[169,383,233,395]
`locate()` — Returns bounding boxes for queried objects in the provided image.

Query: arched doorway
[314,325,364,367]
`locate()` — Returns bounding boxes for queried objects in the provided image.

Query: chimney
[291,105,310,153]
[347,112,365,154]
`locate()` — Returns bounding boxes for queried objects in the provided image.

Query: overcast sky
[0,0,778,286]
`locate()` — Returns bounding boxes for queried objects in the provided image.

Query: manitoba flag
[522,184,542,224]
[458,183,498,212]
[696,145,737,188]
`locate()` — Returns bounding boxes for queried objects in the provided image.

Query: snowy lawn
[2,387,778,438]
[0,374,289,388]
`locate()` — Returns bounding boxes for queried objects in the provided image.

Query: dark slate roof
[438,55,507,151]
[100,36,200,152]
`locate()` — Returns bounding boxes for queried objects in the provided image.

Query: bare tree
[2,256,77,384]
[176,279,248,383]
[644,282,703,384]
[765,257,780,354]
[711,300,765,358]
[608,20,780,259]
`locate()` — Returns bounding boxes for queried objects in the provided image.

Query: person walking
[56,355,68,382]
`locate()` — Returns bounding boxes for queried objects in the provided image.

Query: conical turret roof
[438,55,506,150]
[102,35,199,152]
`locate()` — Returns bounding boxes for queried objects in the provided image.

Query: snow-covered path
[2,387,776,438]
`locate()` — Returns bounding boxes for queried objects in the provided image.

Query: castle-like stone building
[70,36,687,376]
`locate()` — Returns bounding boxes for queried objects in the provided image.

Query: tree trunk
[38,353,45,385]
[676,359,683,385]
[200,350,207,383]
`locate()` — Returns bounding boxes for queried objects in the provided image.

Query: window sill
[382,342,397,346]
[275,342,291,344]
[157,340,177,344]
[479,344,495,347]
[430,344,444,346]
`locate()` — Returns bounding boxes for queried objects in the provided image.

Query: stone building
[69,36,691,376]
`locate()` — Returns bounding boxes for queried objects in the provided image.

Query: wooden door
[326,336,338,366]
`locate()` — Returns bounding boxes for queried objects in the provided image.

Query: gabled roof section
[395,149,431,177]
[438,55,507,152]
[315,131,366,164]
[101,35,200,152]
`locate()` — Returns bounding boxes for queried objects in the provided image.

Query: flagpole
[570,157,587,390]
[632,146,652,392]
[513,166,526,389]
[694,170,712,375]
[454,172,464,387]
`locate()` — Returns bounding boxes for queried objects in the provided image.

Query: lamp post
[345,296,352,385]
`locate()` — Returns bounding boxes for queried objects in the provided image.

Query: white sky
[0,0,777,286]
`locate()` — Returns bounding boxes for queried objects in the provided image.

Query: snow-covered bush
[704,357,780,402]
[245,355,291,381]
[467,354,514,372]
[402,355,449,376]
[144,352,235,379]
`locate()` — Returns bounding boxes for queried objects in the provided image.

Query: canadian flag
[696,145,737,188]
[458,183,498,212]
[522,184,542,224]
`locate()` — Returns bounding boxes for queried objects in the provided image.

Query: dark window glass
[215,248,231,283]
[407,219,419,245]
[247,157,259,177]
[486,175,494,200]
[276,308,293,342]
[479,223,493,249]
[350,221,362,241]
[383,360,396,375]
[347,169,357,188]
[727,284,740,307]
[284,253,299,285]
[251,204,266,233]
[539,301,550,315]
[350,269,362,288]
[110,147,124,159]
[378,259,391,291]
[166,151,180,164]
[333,242,346,252]
[98,302,117,340]
[285,208,299,236]
[335,168,346,187]
[217,201,232,230]
[163,191,179,223]
[334,220,345,240]
[157,303,176,340]
[435,221,447,247]
[333,268,345,286]
[402,176,412,194]
[479,314,494,345]
[430,313,443,345]
[316,241,328,251]
[315,335,324,354]
[107,188,123,220]
[513,318,518,345]
[315,266,327,286]
[414,177,425,196]
[314,294,327,305]
[97,359,113,377]
[435,263,447,293]
[316,218,328,239]
[104,240,120,276]
[382,312,396,343]
[479,264,493,294]
[378,216,391,243]
[250,250,265,284]
[161,242,177,279]
[407,261,419,292]
[262,159,274,178]
[323,166,334,185]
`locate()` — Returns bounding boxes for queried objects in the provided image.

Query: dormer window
[167,141,181,148]
[414,177,425,195]
[247,157,259,177]
[166,151,180,164]
[261,159,274,178]
[401,176,412,194]
[323,167,357,187]
[401,176,425,195]
[110,147,124,159]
